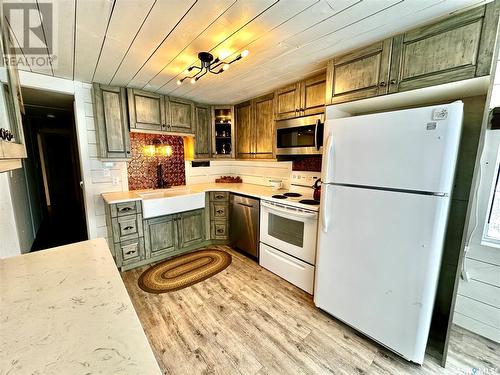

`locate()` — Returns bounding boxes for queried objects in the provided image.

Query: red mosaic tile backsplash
[128,133,186,190]
[292,156,322,172]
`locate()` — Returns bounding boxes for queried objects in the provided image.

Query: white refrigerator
[314,102,463,364]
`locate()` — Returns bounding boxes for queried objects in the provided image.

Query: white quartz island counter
[0,239,161,375]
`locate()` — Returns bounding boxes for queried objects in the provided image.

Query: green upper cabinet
[389,4,498,93]
[194,104,211,159]
[326,39,392,104]
[168,97,194,133]
[275,73,326,119]
[235,100,253,159]
[127,89,166,132]
[253,93,275,159]
[275,83,301,120]
[326,2,499,105]
[301,74,326,116]
[92,83,131,159]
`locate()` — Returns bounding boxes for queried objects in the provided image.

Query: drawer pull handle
[119,207,132,212]
[216,209,224,214]
[216,195,224,199]
[217,229,224,233]
[123,226,134,230]
[125,250,136,255]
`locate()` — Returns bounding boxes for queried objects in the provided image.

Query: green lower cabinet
[144,214,178,258]
[178,209,205,249]
[115,237,145,266]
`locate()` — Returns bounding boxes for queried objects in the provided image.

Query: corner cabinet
[326,2,499,104]
[93,84,131,160]
[275,73,326,119]
[194,104,211,159]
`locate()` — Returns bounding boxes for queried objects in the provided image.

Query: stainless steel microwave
[276,114,324,156]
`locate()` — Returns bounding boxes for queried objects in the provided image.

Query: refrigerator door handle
[321,184,330,233]
[323,135,334,183]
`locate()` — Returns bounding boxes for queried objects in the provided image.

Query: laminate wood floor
[122,246,499,375]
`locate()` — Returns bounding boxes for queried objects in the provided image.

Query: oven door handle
[262,202,317,219]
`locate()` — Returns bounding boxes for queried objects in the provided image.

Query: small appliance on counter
[259,171,320,294]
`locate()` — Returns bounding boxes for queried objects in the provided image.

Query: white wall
[453,50,500,343]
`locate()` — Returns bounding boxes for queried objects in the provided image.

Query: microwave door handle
[262,202,317,219]
[314,119,321,151]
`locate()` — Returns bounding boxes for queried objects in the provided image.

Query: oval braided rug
[138,249,232,294]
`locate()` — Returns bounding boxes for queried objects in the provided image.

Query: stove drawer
[259,243,315,294]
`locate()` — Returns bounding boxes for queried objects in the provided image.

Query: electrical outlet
[112,177,119,185]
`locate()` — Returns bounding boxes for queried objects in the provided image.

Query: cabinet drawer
[112,214,143,241]
[210,191,229,202]
[211,220,228,239]
[116,237,144,265]
[210,202,228,219]
[111,201,141,217]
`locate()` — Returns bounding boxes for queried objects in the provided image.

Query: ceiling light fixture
[176,50,249,85]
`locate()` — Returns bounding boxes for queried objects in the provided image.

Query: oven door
[276,114,324,156]
[260,201,318,265]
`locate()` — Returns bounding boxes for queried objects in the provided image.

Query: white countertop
[0,239,161,375]
[101,182,320,211]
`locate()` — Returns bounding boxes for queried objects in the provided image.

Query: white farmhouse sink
[137,189,205,218]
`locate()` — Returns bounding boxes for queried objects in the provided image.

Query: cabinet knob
[390,79,397,85]
[379,81,387,87]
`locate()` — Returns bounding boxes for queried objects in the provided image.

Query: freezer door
[322,102,463,194]
[315,185,450,364]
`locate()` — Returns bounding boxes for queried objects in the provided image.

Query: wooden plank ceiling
[5,0,492,104]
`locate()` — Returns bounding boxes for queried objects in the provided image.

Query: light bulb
[223,63,230,71]
[241,50,249,58]
[176,79,182,85]
[190,77,196,84]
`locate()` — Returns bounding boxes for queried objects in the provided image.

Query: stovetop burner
[299,199,320,205]
[272,195,288,199]
[283,192,302,197]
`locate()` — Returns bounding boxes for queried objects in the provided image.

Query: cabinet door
[127,89,165,132]
[326,39,391,105]
[168,97,194,133]
[144,215,177,258]
[178,209,205,249]
[301,73,326,116]
[253,93,274,159]
[194,104,211,158]
[236,100,253,159]
[389,5,495,93]
[93,84,131,159]
[275,83,300,120]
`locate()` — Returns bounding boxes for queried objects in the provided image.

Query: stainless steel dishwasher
[230,193,260,258]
